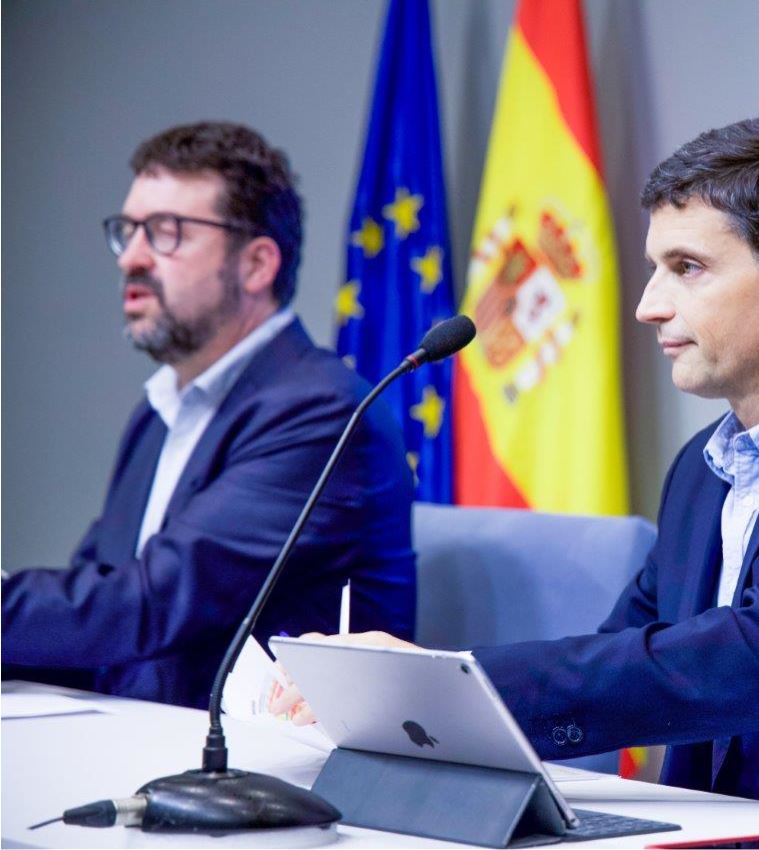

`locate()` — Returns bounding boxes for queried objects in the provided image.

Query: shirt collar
[145,308,294,427]
[703,411,759,484]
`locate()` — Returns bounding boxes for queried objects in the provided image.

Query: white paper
[240,712,336,754]
[222,635,290,720]
[1,692,113,719]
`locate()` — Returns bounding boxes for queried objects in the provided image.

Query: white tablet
[269,637,578,828]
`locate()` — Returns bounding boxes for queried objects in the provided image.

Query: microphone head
[417,315,476,363]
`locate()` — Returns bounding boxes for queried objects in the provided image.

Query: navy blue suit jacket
[2,319,416,708]
[474,420,759,799]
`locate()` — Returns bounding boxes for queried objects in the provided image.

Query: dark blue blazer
[2,319,416,708]
[474,419,759,799]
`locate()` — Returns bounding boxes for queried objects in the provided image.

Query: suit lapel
[676,464,739,789]
[679,471,729,618]
[101,408,166,563]
[712,512,759,785]
[162,319,313,521]
[731,514,759,606]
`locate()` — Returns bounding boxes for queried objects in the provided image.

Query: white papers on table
[1,692,113,719]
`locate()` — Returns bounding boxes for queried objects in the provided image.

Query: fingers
[269,631,420,725]
[309,630,418,650]
[290,701,317,726]
[294,630,418,649]
[268,677,317,726]
[269,681,302,717]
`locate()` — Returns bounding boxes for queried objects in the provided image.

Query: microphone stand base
[136,768,341,833]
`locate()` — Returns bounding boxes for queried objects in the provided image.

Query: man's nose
[635,275,675,325]
[117,226,155,275]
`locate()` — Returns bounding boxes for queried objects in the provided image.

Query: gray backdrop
[3,0,758,569]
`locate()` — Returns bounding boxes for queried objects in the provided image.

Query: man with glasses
[2,121,416,709]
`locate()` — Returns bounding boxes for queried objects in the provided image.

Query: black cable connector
[30,796,146,830]
[63,800,118,827]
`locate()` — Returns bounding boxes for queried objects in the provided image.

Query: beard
[123,258,241,364]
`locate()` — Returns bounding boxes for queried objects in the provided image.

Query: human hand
[269,630,418,725]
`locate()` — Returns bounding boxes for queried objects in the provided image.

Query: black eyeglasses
[102,213,254,257]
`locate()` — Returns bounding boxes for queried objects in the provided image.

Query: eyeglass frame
[102,212,259,257]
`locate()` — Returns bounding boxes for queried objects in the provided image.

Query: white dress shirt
[135,309,294,556]
[703,411,759,607]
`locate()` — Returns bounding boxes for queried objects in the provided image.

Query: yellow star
[410,385,445,439]
[351,217,384,258]
[335,280,364,327]
[382,187,424,239]
[406,452,420,487]
[411,246,443,293]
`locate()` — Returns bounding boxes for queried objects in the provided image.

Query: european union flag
[335,0,455,503]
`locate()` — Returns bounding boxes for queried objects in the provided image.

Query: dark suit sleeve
[1,379,411,672]
[473,588,759,759]
[473,438,759,761]
[1,452,308,668]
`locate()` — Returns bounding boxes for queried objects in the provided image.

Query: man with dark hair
[276,118,759,799]
[640,117,759,255]
[2,121,416,709]
[128,122,303,307]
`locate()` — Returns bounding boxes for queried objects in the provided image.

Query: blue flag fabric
[335,0,455,503]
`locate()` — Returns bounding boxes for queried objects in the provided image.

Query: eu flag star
[410,385,445,438]
[382,188,424,238]
[411,246,443,293]
[351,217,384,258]
[335,280,365,326]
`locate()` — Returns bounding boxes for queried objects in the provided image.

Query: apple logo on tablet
[402,720,439,748]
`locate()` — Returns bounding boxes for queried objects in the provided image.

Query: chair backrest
[414,503,656,649]
[412,503,657,775]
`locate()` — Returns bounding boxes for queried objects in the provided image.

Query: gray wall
[3,0,758,568]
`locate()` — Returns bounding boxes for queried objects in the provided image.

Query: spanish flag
[454,0,628,515]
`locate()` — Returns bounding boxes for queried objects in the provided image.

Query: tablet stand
[312,747,566,848]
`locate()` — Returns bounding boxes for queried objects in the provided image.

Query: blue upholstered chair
[412,503,657,774]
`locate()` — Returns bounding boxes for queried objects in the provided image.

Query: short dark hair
[130,121,303,306]
[641,118,759,256]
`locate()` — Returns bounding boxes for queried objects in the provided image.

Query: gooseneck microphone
[405,314,477,368]
[203,313,476,769]
[43,316,476,835]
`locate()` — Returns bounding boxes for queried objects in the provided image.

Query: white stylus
[339,580,351,634]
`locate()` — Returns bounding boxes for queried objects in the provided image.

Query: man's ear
[237,236,282,297]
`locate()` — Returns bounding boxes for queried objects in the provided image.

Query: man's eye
[676,260,702,275]
[153,219,177,237]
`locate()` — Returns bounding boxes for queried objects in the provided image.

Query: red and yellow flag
[454,0,627,515]
[619,746,648,780]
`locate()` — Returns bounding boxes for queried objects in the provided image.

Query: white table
[2,681,758,849]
